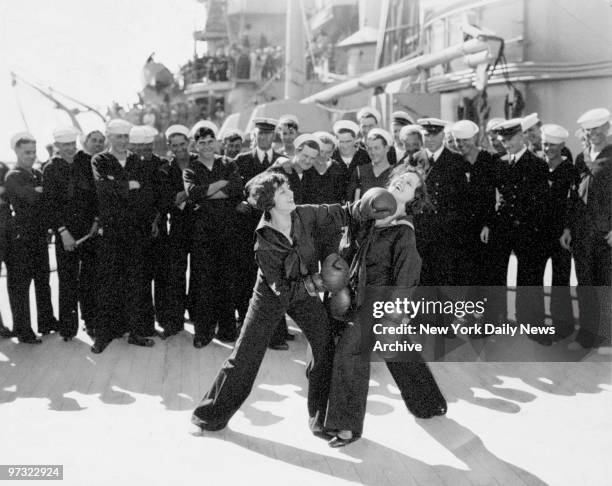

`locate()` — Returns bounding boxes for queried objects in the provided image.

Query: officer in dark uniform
[0,161,14,338]
[184,121,244,347]
[356,106,380,150]
[90,119,156,353]
[5,132,57,343]
[233,118,293,349]
[561,108,612,353]
[481,119,551,343]
[157,124,196,339]
[42,126,98,341]
[332,120,371,190]
[411,118,470,286]
[129,125,167,337]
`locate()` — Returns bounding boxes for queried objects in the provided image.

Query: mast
[284,0,305,100]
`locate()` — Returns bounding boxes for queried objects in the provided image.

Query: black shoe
[91,339,110,354]
[18,335,42,344]
[39,318,59,335]
[0,325,14,338]
[190,417,227,432]
[268,342,289,351]
[128,335,155,347]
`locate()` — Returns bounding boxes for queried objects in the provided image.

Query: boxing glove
[329,286,353,321]
[359,187,397,220]
[316,253,349,292]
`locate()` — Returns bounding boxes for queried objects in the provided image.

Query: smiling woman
[0,0,202,161]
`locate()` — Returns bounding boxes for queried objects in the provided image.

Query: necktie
[262,153,269,166]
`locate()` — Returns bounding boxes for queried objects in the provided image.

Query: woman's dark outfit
[325,220,446,436]
[192,204,362,431]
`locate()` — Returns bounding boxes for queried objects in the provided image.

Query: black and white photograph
[0,0,611,484]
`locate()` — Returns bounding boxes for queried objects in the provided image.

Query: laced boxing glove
[359,187,397,220]
[329,286,353,321]
[312,253,349,292]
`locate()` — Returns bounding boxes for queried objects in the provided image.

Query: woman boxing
[325,165,447,447]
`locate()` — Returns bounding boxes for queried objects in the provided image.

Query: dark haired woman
[190,172,397,434]
[183,124,244,346]
[325,165,447,447]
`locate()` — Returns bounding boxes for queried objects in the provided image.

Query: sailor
[0,162,14,338]
[157,124,197,339]
[561,108,611,353]
[81,129,106,156]
[277,114,299,157]
[450,120,498,288]
[42,126,98,341]
[357,106,381,148]
[232,117,292,346]
[129,125,166,337]
[5,132,57,343]
[389,110,413,164]
[90,119,156,353]
[183,121,244,347]
[346,128,394,202]
[522,112,573,162]
[482,119,551,343]
[539,124,575,341]
[331,120,371,179]
[220,128,244,159]
[396,124,424,165]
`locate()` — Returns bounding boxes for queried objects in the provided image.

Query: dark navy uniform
[157,154,197,335]
[543,157,576,338]
[0,163,12,337]
[485,148,550,332]
[5,166,56,340]
[43,153,98,338]
[566,146,612,347]
[332,147,370,183]
[184,155,244,343]
[91,151,155,344]
[411,147,470,285]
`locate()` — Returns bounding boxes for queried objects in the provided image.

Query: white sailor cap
[366,128,393,146]
[220,128,244,141]
[10,132,36,150]
[252,117,278,131]
[165,124,190,139]
[189,120,219,139]
[278,114,299,127]
[399,124,424,138]
[495,118,524,137]
[577,108,610,129]
[450,120,479,139]
[313,131,338,148]
[521,113,541,131]
[541,124,569,144]
[417,118,449,133]
[486,117,505,132]
[106,119,132,135]
[294,134,321,151]
[333,120,360,137]
[357,106,381,123]
[129,125,155,144]
[52,126,80,143]
[391,111,413,126]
